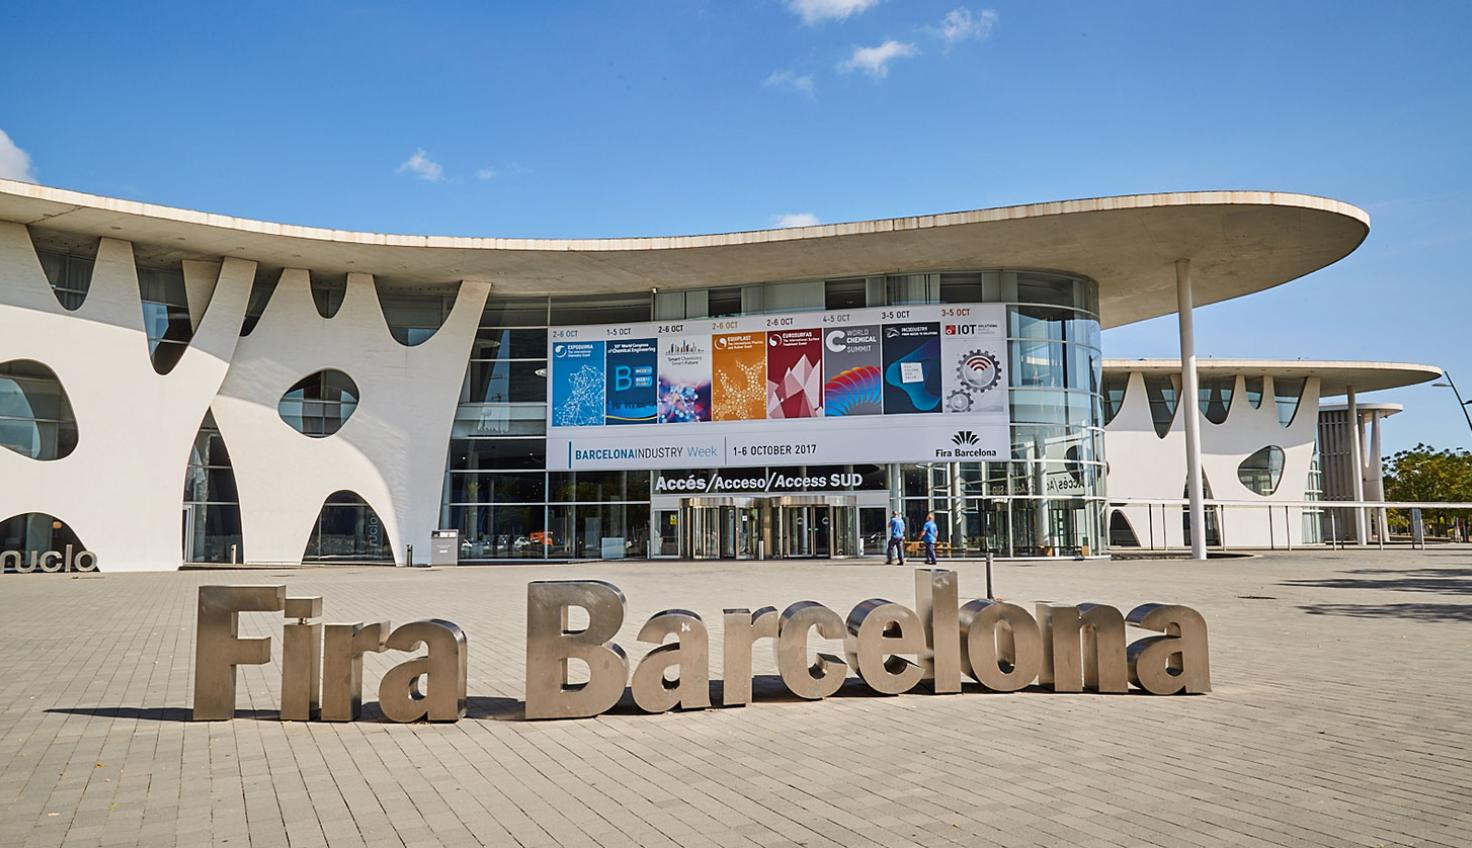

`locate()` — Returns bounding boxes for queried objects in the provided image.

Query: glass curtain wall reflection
[440,273,1107,561]
[443,295,655,560]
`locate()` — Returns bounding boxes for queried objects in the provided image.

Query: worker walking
[885,511,906,565]
[922,513,939,565]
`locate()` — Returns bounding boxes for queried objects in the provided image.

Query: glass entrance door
[779,505,813,558]
[681,498,757,559]
[656,509,680,556]
[771,496,858,558]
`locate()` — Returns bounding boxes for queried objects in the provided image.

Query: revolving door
[682,497,759,560]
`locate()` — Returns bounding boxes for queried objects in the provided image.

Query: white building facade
[1101,361,1437,550]
[0,180,1414,570]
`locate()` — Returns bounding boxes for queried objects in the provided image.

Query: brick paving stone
[0,549,1469,847]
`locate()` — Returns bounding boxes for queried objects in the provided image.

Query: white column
[1176,260,1207,560]
[1346,388,1368,545]
[1371,411,1388,542]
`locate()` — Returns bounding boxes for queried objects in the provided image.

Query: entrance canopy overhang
[0,180,1368,329]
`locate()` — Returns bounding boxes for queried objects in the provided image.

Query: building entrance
[680,495,858,559]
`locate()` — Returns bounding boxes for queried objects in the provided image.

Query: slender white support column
[1176,260,1206,560]
[1347,388,1368,546]
[1371,411,1388,542]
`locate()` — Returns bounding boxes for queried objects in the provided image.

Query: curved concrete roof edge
[0,178,1369,252]
[1101,359,1442,395]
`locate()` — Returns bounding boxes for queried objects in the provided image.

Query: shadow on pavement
[44,706,279,721]
[1280,568,1472,596]
[1297,603,1472,623]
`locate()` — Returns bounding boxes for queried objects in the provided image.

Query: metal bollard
[985,552,994,600]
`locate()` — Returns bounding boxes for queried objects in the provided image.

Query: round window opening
[1238,445,1285,496]
[278,370,359,437]
[0,359,79,461]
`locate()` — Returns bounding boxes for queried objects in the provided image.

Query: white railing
[1108,498,1472,552]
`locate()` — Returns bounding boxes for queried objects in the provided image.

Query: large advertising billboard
[545,303,1008,470]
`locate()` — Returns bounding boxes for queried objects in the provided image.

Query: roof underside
[0,181,1370,330]
[1102,359,1442,395]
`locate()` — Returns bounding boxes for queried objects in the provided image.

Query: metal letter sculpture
[188,576,1213,725]
[959,599,1042,692]
[844,600,924,695]
[914,569,961,694]
[1036,603,1128,693]
[321,621,391,721]
[378,620,469,722]
[525,580,630,719]
[721,607,779,706]
[193,585,287,720]
[775,601,848,699]
[280,596,324,720]
[630,609,711,712]
[1126,604,1211,694]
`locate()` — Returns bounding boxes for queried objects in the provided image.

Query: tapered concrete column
[1370,410,1388,542]
[1176,260,1206,560]
[1346,388,1368,545]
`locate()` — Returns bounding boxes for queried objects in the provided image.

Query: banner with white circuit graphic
[546,303,1008,470]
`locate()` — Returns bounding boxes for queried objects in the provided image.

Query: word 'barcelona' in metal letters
[192,570,1210,722]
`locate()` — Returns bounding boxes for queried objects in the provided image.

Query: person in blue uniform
[885,511,906,565]
[922,513,939,565]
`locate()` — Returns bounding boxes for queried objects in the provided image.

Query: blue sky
[1,1,1468,455]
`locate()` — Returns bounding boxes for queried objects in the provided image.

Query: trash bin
[430,530,459,566]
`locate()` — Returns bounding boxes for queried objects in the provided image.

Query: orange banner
[711,332,767,421]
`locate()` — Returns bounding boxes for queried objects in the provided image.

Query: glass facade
[440,268,1106,560]
[138,266,193,374]
[303,491,393,561]
[0,359,78,460]
[36,246,95,310]
[1274,377,1305,427]
[17,242,1108,563]
[1237,445,1286,496]
[0,513,86,562]
[183,411,245,563]
[278,370,360,437]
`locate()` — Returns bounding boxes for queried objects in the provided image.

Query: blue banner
[605,339,658,425]
[550,340,606,427]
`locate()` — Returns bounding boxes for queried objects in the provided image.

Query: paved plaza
[0,550,1469,848]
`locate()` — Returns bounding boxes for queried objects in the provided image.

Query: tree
[1382,444,1472,536]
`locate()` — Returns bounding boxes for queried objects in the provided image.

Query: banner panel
[711,332,766,421]
[658,335,712,423]
[822,324,882,417]
[881,322,942,414]
[939,307,1008,414]
[545,303,1011,470]
[550,340,605,427]
[766,328,823,418]
[605,339,657,425]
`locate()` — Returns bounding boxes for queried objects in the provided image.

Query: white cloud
[838,41,918,78]
[476,167,497,180]
[773,212,821,228]
[396,148,443,182]
[786,0,879,25]
[936,8,998,45]
[763,69,816,97]
[0,129,37,183]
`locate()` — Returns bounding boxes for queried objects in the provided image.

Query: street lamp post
[1431,374,1472,436]
[1432,373,1472,543]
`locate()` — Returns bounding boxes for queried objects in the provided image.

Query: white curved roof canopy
[0,179,1369,329]
[1102,359,1442,396]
